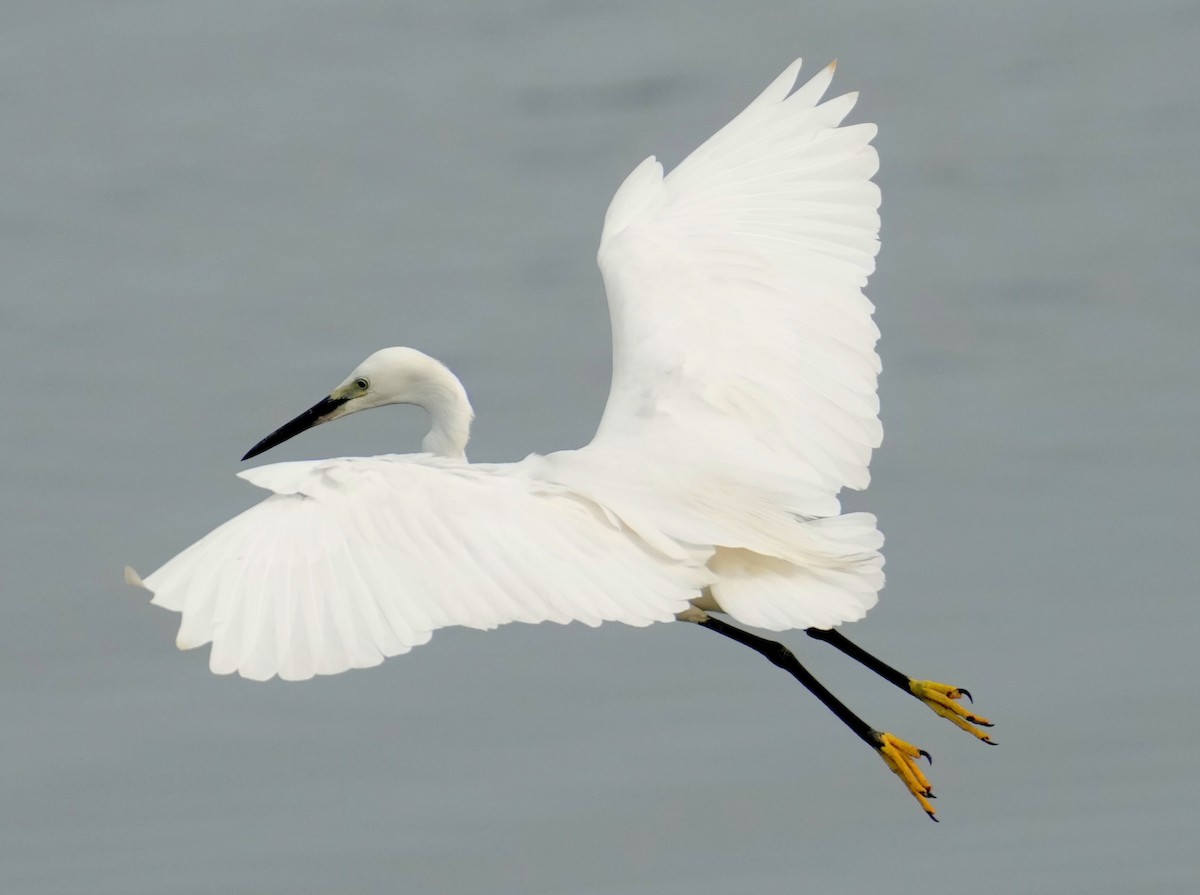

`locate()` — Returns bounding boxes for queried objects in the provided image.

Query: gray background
[4,2,1198,893]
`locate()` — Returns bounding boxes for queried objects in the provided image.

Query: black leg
[806,626,994,741]
[696,615,938,820]
[699,616,880,747]
[805,626,915,693]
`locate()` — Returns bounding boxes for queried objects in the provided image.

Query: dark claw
[927,812,940,823]
[926,792,937,799]
[970,717,994,727]
[983,737,998,746]
[919,749,932,765]
[958,687,973,704]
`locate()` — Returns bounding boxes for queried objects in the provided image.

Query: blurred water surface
[3,2,1198,893]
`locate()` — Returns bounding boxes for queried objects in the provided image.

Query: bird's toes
[909,679,994,742]
[872,730,937,821]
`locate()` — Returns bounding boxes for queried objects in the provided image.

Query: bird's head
[242,347,473,460]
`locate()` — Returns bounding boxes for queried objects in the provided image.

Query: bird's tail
[707,513,884,630]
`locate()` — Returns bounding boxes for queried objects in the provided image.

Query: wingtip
[829,58,838,73]
[123,565,147,589]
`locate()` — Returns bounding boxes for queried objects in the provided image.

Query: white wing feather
[592,59,882,515]
[135,455,711,681]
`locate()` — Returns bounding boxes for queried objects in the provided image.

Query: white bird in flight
[127,59,992,820]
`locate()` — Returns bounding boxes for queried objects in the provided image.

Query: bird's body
[129,59,992,819]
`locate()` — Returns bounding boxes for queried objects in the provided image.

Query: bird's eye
[355,377,369,390]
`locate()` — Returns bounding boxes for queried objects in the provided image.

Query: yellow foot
[909,680,995,743]
[873,731,937,821]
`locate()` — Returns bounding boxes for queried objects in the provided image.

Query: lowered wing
[129,455,710,681]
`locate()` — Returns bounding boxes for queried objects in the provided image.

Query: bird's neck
[416,366,474,460]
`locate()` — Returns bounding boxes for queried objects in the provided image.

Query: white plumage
[129,59,886,683]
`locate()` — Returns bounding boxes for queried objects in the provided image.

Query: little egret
[127,59,992,820]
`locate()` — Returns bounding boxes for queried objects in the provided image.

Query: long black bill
[241,395,350,461]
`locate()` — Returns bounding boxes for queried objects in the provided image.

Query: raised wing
[592,60,882,514]
[129,456,711,681]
